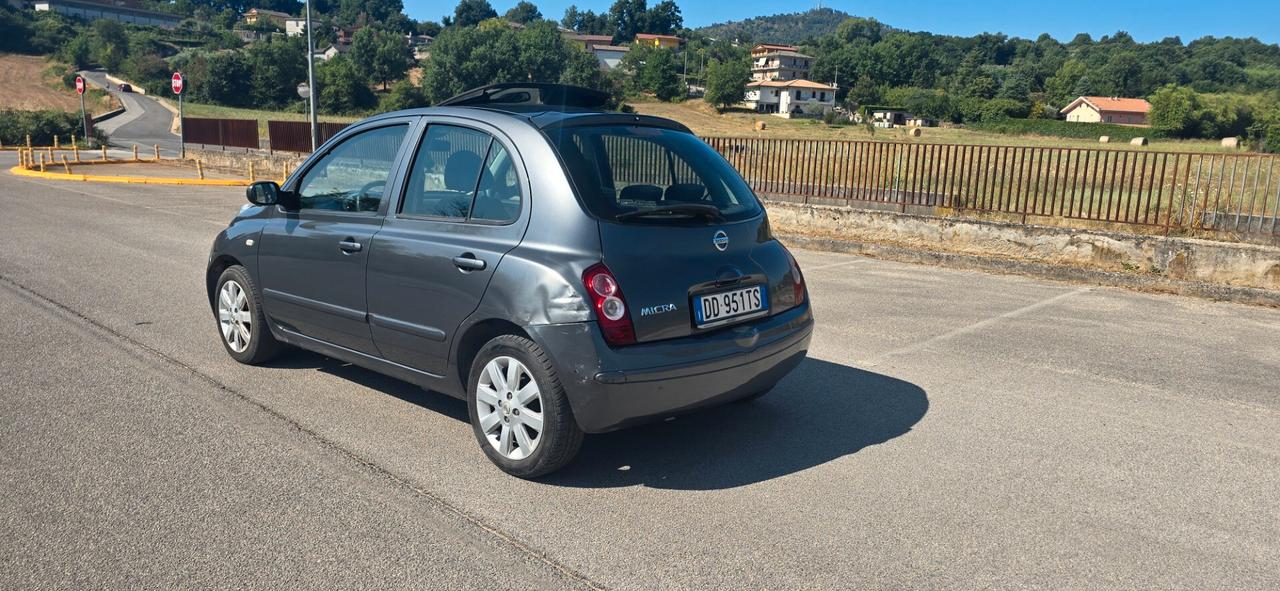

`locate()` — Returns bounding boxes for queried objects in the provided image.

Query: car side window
[470,142,521,223]
[296,124,409,213]
[400,125,492,220]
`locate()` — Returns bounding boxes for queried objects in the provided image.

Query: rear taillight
[787,252,806,307]
[583,263,636,346]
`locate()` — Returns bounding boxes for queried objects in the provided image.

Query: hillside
[0,54,115,114]
[696,8,851,44]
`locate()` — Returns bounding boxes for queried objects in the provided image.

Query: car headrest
[664,183,707,203]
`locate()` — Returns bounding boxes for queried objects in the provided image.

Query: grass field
[0,54,117,115]
[630,99,1236,154]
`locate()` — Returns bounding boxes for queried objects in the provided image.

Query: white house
[1060,96,1152,126]
[750,43,813,82]
[590,44,629,70]
[744,79,836,118]
[284,17,306,37]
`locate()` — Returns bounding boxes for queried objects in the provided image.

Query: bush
[968,118,1168,141]
[0,109,101,146]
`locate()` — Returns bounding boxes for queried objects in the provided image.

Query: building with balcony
[750,43,813,82]
[745,79,837,118]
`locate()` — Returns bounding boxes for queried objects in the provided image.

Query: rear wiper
[615,203,724,222]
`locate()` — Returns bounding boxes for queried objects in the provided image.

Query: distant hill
[696,8,851,45]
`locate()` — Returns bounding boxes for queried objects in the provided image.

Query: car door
[366,120,530,376]
[258,119,416,355]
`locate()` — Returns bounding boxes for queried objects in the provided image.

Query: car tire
[467,335,583,478]
[214,265,282,365]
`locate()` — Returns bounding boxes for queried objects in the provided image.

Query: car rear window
[546,125,763,223]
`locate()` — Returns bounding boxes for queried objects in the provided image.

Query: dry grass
[630,99,1235,154]
[0,54,117,114]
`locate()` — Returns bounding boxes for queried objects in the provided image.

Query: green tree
[1044,59,1087,106]
[246,35,308,108]
[1148,84,1201,137]
[60,34,93,70]
[703,58,749,111]
[503,1,541,24]
[90,19,129,71]
[624,44,681,101]
[608,0,647,41]
[450,0,497,28]
[380,78,427,111]
[316,54,376,113]
[351,27,413,90]
[645,1,682,36]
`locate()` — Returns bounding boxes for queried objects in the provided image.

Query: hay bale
[754,120,767,131]
[1098,136,1110,143]
[908,127,922,137]
[1221,137,1240,149]
[1129,137,1148,146]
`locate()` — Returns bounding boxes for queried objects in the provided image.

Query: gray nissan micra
[207,84,812,477]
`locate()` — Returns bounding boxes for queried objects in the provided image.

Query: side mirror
[246,181,280,206]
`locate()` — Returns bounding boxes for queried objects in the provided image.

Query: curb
[780,233,1280,308]
[8,164,253,187]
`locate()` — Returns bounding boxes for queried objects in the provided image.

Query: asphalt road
[2,155,1278,589]
[80,70,181,157]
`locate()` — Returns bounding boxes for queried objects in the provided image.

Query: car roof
[361,83,693,134]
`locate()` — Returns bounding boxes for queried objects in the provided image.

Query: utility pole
[305,0,318,152]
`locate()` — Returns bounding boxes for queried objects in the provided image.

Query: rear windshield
[546,125,763,223]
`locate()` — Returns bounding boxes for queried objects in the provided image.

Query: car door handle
[338,239,362,253]
[452,254,486,271]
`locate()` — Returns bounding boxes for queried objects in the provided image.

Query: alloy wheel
[218,280,252,353]
[475,356,544,460]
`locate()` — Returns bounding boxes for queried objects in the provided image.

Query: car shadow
[543,358,928,490]
[266,352,927,490]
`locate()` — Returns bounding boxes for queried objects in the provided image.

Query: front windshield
[546,125,763,223]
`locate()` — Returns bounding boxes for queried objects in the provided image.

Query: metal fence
[704,137,1280,237]
[266,120,350,153]
[182,117,259,150]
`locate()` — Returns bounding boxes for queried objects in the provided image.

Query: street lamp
[304,0,318,152]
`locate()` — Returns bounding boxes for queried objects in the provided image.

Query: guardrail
[703,137,1280,237]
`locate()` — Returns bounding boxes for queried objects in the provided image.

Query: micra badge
[639,303,678,317]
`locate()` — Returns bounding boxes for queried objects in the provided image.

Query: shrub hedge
[0,109,101,146]
[968,118,1169,142]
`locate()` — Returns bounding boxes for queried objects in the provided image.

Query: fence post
[60,155,71,174]
[196,160,205,179]
[248,162,255,182]
[53,135,60,149]
[38,152,46,172]
[102,145,108,161]
[26,134,32,149]
[73,144,80,163]
[132,145,139,161]
[154,145,160,161]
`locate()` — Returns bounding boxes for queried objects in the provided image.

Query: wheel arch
[206,255,243,313]
[452,318,532,393]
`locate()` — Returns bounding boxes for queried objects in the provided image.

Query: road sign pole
[79,91,86,146]
[179,93,185,159]
[305,0,318,152]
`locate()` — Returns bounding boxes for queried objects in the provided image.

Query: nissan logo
[713,230,729,252]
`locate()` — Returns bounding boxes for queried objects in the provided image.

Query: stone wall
[766,200,1280,294]
[184,148,307,181]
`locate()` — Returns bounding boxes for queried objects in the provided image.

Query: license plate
[694,285,767,327]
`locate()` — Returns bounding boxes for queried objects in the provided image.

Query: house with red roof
[1060,96,1152,126]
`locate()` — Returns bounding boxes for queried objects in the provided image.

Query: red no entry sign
[171,72,184,95]
[75,76,85,95]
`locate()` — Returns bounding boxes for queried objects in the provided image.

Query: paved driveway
[81,70,181,157]
[2,157,1278,589]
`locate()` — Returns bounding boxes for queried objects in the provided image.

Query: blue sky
[405,1,1280,44]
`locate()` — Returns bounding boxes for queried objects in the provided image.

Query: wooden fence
[703,137,1280,237]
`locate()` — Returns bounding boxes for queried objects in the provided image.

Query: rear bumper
[528,303,813,433]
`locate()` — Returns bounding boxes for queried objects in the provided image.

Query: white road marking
[862,286,1092,367]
